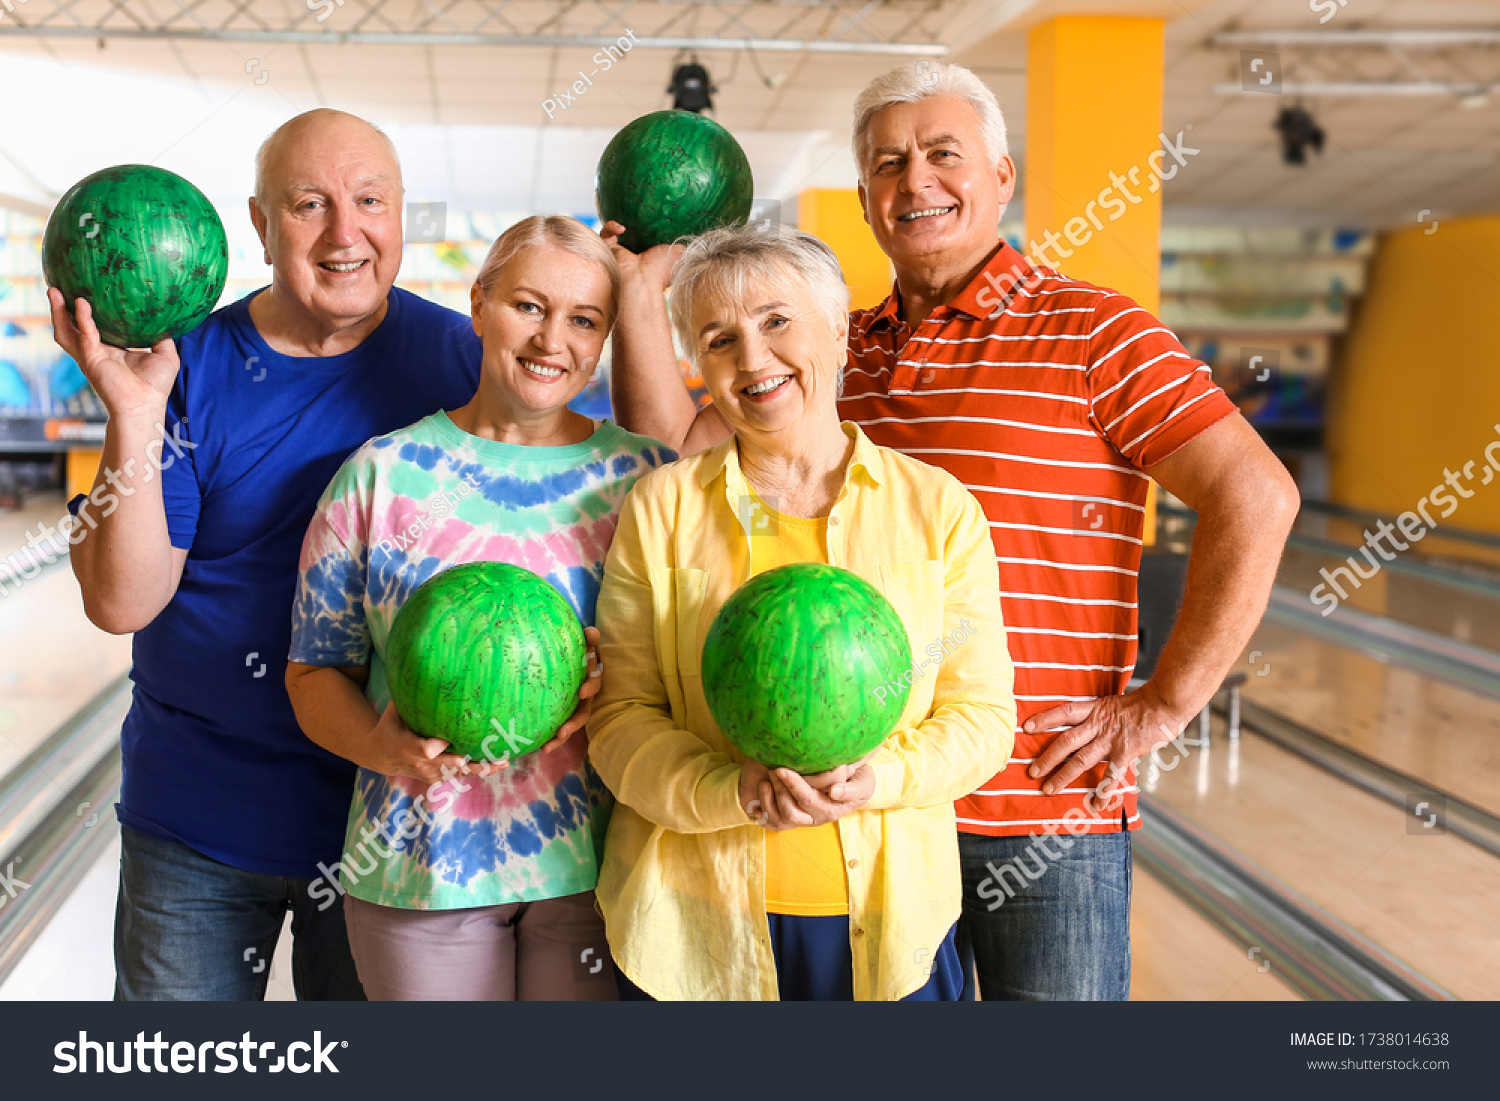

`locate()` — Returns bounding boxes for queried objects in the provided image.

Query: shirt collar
[948,240,1034,319]
[696,420,886,493]
[856,239,1036,332]
[858,283,905,336]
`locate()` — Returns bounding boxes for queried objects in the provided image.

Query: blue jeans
[114,825,365,1001]
[617,917,964,1001]
[956,831,1131,1001]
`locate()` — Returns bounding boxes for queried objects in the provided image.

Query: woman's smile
[519,357,568,382]
[740,374,794,401]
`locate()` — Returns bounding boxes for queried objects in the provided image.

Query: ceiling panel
[4,0,1500,226]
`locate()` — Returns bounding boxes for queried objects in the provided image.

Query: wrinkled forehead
[494,243,616,304]
[267,125,402,197]
[866,95,983,151]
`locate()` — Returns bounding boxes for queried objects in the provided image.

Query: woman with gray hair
[588,224,1017,1000]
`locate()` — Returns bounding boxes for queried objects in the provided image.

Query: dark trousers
[617,914,964,1001]
[114,825,365,1001]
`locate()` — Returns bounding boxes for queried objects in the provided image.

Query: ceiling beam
[1212,81,1487,97]
[0,191,51,218]
[1213,29,1500,49]
[0,28,948,53]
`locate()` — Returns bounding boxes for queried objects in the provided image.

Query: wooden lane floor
[1237,620,1500,818]
[1139,683,1500,1000]
[0,494,134,779]
[1129,863,1300,1000]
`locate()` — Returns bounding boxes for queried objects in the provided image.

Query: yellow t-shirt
[747,491,849,917]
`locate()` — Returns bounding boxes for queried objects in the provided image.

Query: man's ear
[857,182,871,226]
[248,197,271,266]
[995,155,1018,205]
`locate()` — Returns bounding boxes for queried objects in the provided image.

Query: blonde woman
[286,216,674,1000]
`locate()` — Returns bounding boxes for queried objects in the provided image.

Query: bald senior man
[608,62,1298,1000]
[51,109,480,1000]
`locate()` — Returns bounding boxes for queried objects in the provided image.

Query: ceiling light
[1274,106,1325,165]
[669,60,716,113]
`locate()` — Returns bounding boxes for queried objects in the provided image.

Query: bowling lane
[0,492,133,777]
[1129,866,1299,1000]
[1140,695,1500,1000]
[1279,540,1500,652]
[1236,620,1500,818]
[1170,502,1500,649]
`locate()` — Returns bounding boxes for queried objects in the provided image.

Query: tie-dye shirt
[289,410,673,910]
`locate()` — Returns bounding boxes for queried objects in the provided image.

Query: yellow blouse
[588,422,1016,1001]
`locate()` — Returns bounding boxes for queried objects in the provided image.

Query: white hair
[669,225,850,385]
[851,61,1008,181]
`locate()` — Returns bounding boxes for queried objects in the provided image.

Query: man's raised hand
[48,288,180,421]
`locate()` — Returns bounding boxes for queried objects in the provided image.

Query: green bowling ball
[596,110,755,253]
[385,562,587,761]
[42,165,228,349]
[701,563,913,774]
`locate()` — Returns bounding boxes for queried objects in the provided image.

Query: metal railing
[1215,694,1500,861]
[0,672,130,858]
[1263,585,1500,702]
[1285,530,1500,598]
[0,673,130,988]
[1298,498,1500,553]
[1161,499,1500,599]
[1134,796,1454,1001]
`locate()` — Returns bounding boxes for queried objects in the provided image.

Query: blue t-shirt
[120,286,481,877]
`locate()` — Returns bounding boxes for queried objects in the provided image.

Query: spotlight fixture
[669,60,716,113]
[1274,105,1325,165]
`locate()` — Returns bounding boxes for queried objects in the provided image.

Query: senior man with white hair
[606,62,1298,1000]
[50,108,482,1000]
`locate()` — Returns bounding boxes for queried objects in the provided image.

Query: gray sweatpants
[343,890,618,1001]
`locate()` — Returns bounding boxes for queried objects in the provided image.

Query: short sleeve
[288,454,375,667]
[1085,294,1238,470]
[158,397,200,550]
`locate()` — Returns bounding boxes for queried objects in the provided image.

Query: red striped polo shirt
[837,241,1237,836]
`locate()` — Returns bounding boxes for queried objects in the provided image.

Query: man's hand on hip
[1024,683,1188,796]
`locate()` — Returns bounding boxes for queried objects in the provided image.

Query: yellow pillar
[1026,16,1166,542]
[798,189,893,311]
[1025,15,1165,313]
[1331,216,1500,542]
[66,448,101,500]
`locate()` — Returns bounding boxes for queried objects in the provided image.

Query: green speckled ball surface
[386,562,586,761]
[42,165,228,349]
[701,563,913,774]
[595,110,755,253]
